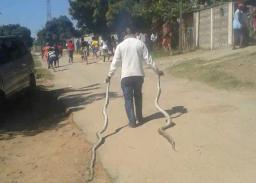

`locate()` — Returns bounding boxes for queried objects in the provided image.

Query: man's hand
[157,70,164,76]
[105,76,111,83]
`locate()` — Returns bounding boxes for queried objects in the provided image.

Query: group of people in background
[75,35,117,63]
[41,3,256,68]
[41,43,62,69]
[41,25,178,68]
[233,3,256,49]
[41,31,160,70]
[134,32,159,52]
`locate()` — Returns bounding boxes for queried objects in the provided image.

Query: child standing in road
[102,40,110,62]
[47,47,57,69]
[54,44,60,67]
[91,37,99,59]
[81,46,88,64]
[67,40,74,63]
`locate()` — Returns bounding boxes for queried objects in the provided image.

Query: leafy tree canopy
[37,15,79,45]
[0,24,33,48]
[69,0,239,35]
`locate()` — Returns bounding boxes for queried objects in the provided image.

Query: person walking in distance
[105,27,163,128]
[233,4,244,49]
[76,39,81,54]
[150,32,158,50]
[67,40,74,63]
[47,47,57,70]
[81,45,88,64]
[54,44,60,67]
[91,37,99,59]
[102,39,110,62]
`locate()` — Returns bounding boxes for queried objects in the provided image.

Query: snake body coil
[155,75,176,151]
[88,75,175,181]
[88,82,110,181]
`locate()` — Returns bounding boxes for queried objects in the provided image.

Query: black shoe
[137,117,144,124]
[128,123,137,128]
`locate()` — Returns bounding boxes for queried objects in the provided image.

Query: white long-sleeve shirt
[108,37,158,79]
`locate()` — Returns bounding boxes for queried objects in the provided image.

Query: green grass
[151,49,171,59]
[151,48,187,59]
[168,58,255,90]
[32,55,42,68]
[32,55,54,80]
[34,68,54,80]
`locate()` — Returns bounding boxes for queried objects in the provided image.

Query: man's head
[49,47,54,51]
[125,27,135,36]
[238,3,244,10]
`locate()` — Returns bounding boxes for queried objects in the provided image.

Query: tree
[70,0,148,35]
[69,0,108,34]
[69,0,184,34]
[0,24,33,47]
[69,0,230,35]
[37,16,78,45]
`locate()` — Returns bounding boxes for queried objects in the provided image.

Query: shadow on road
[0,88,67,140]
[143,106,188,124]
[0,83,120,140]
[58,84,121,113]
[99,124,128,147]
[98,106,187,147]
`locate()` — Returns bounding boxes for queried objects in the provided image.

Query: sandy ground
[49,48,256,183]
[0,81,111,183]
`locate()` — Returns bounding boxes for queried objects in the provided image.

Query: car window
[7,39,27,60]
[0,38,27,65]
[0,39,11,65]
[15,39,27,57]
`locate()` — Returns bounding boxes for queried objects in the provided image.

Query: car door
[11,39,32,89]
[0,38,18,96]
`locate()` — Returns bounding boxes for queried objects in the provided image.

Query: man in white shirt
[105,28,163,128]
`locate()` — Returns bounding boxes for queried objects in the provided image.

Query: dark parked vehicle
[0,36,36,103]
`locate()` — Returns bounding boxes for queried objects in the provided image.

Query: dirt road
[51,50,256,183]
[0,82,111,183]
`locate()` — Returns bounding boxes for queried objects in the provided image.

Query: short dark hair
[125,26,135,35]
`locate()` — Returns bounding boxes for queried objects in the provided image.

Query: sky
[0,0,72,37]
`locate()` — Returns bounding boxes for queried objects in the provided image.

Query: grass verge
[33,55,54,80]
[151,49,171,59]
[168,58,256,90]
[151,48,190,59]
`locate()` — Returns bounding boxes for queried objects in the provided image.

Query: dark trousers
[234,29,243,47]
[68,50,73,63]
[48,57,55,69]
[121,76,144,125]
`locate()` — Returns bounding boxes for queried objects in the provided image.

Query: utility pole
[179,0,183,50]
[47,0,52,21]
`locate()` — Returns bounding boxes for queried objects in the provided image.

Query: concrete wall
[212,3,229,49]
[194,12,199,47]
[198,9,211,49]
[194,2,233,50]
